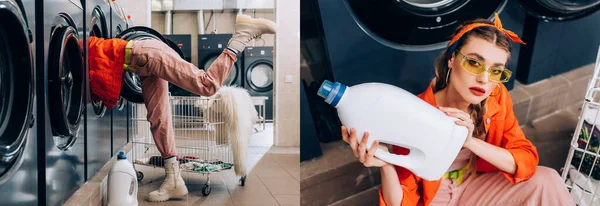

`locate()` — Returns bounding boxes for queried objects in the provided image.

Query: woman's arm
[464,138,516,174]
[381,164,403,206]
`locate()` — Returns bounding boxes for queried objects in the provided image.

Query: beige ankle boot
[228,14,277,52]
[147,157,188,202]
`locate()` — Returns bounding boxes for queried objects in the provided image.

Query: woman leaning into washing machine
[342,13,575,206]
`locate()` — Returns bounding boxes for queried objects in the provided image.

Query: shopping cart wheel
[240,175,247,186]
[136,171,144,181]
[202,184,211,196]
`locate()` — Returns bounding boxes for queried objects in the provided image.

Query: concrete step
[329,185,380,206]
[301,141,381,206]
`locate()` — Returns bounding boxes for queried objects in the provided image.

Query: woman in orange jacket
[88,14,276,202]
[342,14,575,206]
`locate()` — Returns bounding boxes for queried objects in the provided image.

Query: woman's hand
[439,106,474,148]
[341,125,389,168]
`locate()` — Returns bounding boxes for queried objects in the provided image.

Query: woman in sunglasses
[342,14,575,206]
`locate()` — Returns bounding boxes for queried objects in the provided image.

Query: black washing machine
[40,0,87,205]
[164,34,192,62]
[85,0,113,183]
[197,34,244,90]
[109,0,128,156]
[118,26,187,103]
[244,46,274,121]
[0,0,38,205]
[164,34,194,96]
[301,0,512,142]
[515,0,600,84]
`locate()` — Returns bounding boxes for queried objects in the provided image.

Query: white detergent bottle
[108,151,139,206]
[317,80,468,180]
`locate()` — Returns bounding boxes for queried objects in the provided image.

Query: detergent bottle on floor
[317,80,468,180]
[108,151,138,206]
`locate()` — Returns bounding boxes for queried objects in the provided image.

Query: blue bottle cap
[117,151,127,160]
[318,80,334,99]
[318,80,347,107]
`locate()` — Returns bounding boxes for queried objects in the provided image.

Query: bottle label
[129,178,135,195]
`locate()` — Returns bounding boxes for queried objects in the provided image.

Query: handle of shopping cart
[584,45,600,100]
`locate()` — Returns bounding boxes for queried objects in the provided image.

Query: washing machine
[109,0,128,156]
[514,0,600,84]
[300,0,513,142]
[39,0,87,205]
[244,46,274,121]
[0,0,37,205]
[198,34,244,89]
[118,26,188,103]
[164,34,194,96]
[164,34,192,62]
[85,0,113,181]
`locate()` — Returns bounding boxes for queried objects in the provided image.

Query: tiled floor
[135,123,300,205]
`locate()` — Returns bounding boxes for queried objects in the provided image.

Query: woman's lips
[469,87,486,96]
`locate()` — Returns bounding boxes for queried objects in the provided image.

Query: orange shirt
[88,36,129,108]
[379,82,539,206]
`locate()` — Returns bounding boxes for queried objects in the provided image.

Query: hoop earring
[446,69,452,84]
[491,84,501,96]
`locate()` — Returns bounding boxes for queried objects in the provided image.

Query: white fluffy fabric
[195,86,258,176]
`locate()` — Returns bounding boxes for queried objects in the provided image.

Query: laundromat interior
[0,0,300,205]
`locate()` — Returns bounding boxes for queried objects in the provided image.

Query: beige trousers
[430,166,575,206]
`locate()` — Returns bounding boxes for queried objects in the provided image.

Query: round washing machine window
[117,28,184,102]
[344,0,505,51]
[116,24,123,36]
[246,62,273,92]
[90,6,108,38]
[516,0,600,21]
[205,55,238,86]
[0,1,34,182]
[48,14,85,150]
[90,5,109,117]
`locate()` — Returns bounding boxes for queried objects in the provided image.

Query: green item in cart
[195,164,219,173]
[221,163,233,170]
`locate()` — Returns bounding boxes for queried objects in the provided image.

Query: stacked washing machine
[0,0,139,205]
[36,0,88,205]
[0,0,38,205]
[84,0,113,188]
[109,0,129,158]
[244,46,274,121]
[514,0,600,84]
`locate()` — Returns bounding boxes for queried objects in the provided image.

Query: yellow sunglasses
[454,51,512,83]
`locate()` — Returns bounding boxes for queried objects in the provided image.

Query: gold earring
[446,69,452,83]
[491,84,501,96]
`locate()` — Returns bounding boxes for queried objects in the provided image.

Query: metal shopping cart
[562,46,600,205]
[131,95,247,196]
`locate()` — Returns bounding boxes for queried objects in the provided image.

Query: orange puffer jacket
[88,36,129,108]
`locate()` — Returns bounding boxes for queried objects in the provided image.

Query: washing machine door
[48,13,85,149]
[515,0,600,21]
[0,0,34,182]
[345,0,507,50]
[89,5,109,117]
[164,38,189,96]
[204,55,239,86]
[246,60,274,92]
[117,26,182,103]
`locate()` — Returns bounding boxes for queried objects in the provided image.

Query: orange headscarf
[448,12,526,47]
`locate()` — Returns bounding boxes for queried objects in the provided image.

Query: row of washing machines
[0,0,180,205]
[165,34,275,121]
[300,0,600,145]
